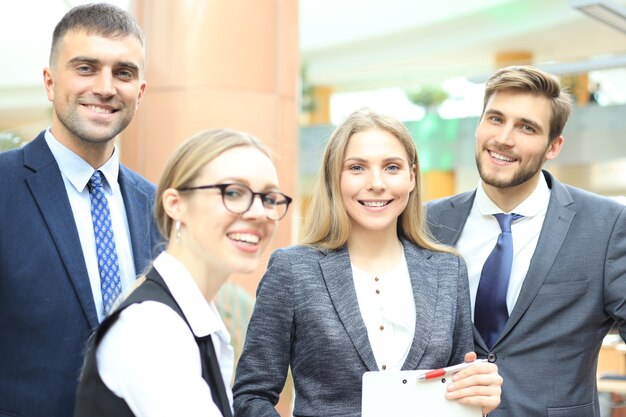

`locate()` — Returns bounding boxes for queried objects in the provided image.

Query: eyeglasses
[178,183,292,221]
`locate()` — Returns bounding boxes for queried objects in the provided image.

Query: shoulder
[269,244,325,263]
[0,146,25,177]
[551,176,625,216]
[426,191,473,210]
[261,245,328,288]
[100,300,196,356]
[119,164,156,194]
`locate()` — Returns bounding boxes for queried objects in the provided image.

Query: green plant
[300,62,317,114]
[406,85,449,110]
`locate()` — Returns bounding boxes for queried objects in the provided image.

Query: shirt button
[375,289,380,294]
[381,364,387,370]
[374,277,379,282]
[379,325,384,331]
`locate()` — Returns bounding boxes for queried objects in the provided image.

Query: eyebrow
[218,178,280,192]
[67,56,140,73]
[345,156,406,162]
[485,109,544,134]
[67,56,100,67]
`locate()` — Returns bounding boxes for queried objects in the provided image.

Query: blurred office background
[2,1,626,415]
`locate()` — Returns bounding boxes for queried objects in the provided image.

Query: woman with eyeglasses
[233,109,502,417]
[74,129,291,417]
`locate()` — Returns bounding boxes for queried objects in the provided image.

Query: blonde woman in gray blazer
[233,109,502,417]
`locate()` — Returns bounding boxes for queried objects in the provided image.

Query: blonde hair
[483,65,573,141]
[300,108,453,254]
[155,128,272,240]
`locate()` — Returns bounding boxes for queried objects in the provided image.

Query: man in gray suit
[426,65,626,417]
[0,4,160,417]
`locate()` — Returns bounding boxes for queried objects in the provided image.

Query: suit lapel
[429,192,474,246]
[401,241,438,370]
[119,166,153,273]
[319,247,378,371]
[24,135,99,328]
[499,173,575,342]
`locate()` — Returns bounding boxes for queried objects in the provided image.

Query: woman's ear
[409,163,417,192]
[162,188,184,222]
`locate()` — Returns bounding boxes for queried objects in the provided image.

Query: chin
[232,258,260,275]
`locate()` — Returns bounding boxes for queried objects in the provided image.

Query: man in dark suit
[426,65,626,417]
[0,4,161,417]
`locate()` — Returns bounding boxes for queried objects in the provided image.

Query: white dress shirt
[44,129,136,321]
[456,175,550,320]
[352,250,416,371]
[97,251,234,417]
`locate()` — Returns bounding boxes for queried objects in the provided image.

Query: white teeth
[87,105,113,114]
[491,151,515,162]
[228,233,259,244]
[362,201,387,207]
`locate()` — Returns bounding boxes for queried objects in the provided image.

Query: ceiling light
[571,0,626,34]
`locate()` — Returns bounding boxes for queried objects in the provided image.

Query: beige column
[122,0,299,296]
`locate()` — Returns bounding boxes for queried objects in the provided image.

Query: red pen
[416,359,488,380]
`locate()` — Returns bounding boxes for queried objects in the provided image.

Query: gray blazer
[426,171,626,417]
[233,239,473,417]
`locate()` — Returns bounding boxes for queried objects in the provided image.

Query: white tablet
[362,369,482,417]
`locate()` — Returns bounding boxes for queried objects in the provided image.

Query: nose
[494,124,515,146]
[92,72,116,98]
[242,194,268,221]
[367,169,386,192]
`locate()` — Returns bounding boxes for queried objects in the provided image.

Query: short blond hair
[483,66,573,141]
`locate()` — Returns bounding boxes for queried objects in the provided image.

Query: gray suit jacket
[0,132,162,417]
[426,171,626,417]
[233,239,473,417]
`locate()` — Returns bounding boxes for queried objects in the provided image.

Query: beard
[56,101,134,145]
[476,149,545,189]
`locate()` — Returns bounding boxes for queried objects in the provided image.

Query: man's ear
[135,80,147,109]
[43,67,55,102]
[545,135,564,161]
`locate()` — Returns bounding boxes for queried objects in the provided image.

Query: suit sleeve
[233,249,294,417]
[604,205,626,341]
[449,255,474,365]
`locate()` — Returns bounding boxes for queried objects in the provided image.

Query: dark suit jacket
[0,131,162,417]
[233,239,473,417]
[426,171,626,417]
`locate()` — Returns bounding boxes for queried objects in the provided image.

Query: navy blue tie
[474,213,522,348]
[88,171,122,315]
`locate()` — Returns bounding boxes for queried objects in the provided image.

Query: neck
[482,171,542,213]
[347,226,403,274]
[165,245,229,303]
[50,124,116,169]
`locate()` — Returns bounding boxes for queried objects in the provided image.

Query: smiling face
[175,146,279,278]
[475,90,563,199]
[340,128,415,238]
[43,30,146,163]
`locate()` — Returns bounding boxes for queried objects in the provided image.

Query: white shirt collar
[44,128,120,193]
[476,173,550,218]
[152,251,230,344]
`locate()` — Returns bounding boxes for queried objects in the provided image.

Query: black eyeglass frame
[177,183,292,220]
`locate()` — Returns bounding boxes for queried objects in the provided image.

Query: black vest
[74,268,232,417]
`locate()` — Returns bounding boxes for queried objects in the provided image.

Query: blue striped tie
[474,213,523,348]
[88,170,122,315]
